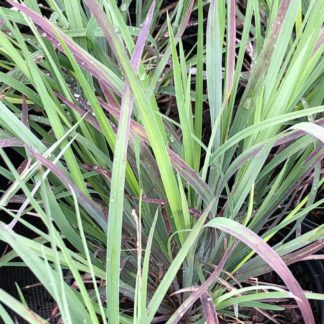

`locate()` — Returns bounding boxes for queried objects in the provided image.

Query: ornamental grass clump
[0,0,323,323]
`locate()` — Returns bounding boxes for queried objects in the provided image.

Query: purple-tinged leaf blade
[201,292,219,324]
[131,1,154,70]
[206,218,315,324]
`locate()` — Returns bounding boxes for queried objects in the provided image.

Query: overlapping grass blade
[205,218,315,323]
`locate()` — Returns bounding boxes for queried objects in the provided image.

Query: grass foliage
[0,0,323,322]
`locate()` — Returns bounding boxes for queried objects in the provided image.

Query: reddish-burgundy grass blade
[206,218,315,324]
[282,239,324,264]
[100,99,148,139]
[16,159,30,176]
[131,2,155,70]
[81,163,112,181]
[28,148,107,230]
[314,27,324,52]
[100,82,120,108]
[201,292,219,324]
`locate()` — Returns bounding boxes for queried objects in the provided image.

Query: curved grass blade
[205,218,315,324]
[291,122,324,143]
